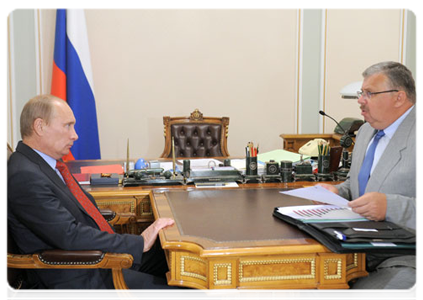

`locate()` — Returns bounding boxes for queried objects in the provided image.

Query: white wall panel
[323,9,402,133]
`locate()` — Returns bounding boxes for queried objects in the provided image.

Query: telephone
[299,138,328,157]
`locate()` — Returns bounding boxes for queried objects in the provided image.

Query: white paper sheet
[228,159,265,171]
[276,204,366,223]
[194,182,239,188]
[228,159,247,170]
[159,161,181,171]
[258,149,310,163]
[178,158,222,170]
[280,185,350,207]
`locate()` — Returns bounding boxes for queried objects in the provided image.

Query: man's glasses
[357,89,399,99]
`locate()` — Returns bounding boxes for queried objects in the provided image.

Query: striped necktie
[357,130,385,196]
[56,161,114,234]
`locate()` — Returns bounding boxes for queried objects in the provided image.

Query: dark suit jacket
[8,142,145,288]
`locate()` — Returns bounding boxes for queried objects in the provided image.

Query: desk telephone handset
[299,139,328,157]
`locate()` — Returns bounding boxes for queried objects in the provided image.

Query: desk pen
[334,230,347,241]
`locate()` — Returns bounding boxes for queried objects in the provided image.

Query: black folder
[273,207,415,254]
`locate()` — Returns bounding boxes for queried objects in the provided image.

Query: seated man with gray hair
[319,61,416,289]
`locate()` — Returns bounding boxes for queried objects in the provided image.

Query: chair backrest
[4,142,24,300]
[160,109,230,158]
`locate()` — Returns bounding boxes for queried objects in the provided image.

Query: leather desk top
[164,188,314,243]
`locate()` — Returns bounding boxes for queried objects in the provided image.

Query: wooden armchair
[160,109,230,158]
[7,209,133,289]
[7,143,133,289]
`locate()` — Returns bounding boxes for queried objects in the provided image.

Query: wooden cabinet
[280,133,355,153]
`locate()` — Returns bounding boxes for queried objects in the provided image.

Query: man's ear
[33,118,44,136]
[394,90,407,108]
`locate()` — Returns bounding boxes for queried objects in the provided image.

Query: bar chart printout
[276,205,367,223]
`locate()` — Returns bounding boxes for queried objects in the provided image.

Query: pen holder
[318,155,330,174]
[280,160,293,182]
[246,156,258,176]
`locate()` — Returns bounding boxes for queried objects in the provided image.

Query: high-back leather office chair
[7,143,133,289]
[160,109,230,158]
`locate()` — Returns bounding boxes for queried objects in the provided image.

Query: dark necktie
[357,130,385,196]
[56,161,114,234]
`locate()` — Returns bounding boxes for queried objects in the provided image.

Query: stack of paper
[278,185,367,223]
[280,185,349,207]
[177,158,222,171]
[276,205,367,223]
[258,149,310,164]
[229,159,265,174]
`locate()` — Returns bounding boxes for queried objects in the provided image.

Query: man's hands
[316,184,387,221]
[348,192,387,221]
[141,218,174,252]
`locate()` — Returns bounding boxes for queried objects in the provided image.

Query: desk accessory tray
[189,169,243,183]
[243,174,262,183]
[122,169,186,186]
[262,174,282,183]
[122,177,186,186]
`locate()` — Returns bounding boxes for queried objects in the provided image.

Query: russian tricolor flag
[51,9,101,160]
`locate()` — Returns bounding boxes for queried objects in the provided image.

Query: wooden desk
[150,188,367,289]
[73,159,367,289]
[280,133,355,153]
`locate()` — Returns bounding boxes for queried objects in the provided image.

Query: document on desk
[229,158,265,173]
[178,158,222,170]
[280,185,350,208]
[258,149,310,164]
[195,182,239,188]
[276,205,367,223]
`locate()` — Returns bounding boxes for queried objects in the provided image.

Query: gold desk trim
[323,258,343,280]
[347,253,358,271]
[180,255,207,282]
[239,257,316,282]
[213,263,232,286]
[137,197,153,216]
[96,200,135,213]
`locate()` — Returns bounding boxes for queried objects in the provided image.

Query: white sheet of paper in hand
[280,185,350,208]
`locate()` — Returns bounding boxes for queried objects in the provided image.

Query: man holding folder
[319,61,416,289]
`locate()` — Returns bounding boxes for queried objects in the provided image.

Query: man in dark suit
[8,94,176,289]
[320,61,416,289]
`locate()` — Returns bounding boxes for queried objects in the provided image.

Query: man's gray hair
[363,61,416,104]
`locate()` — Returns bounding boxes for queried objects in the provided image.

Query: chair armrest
[7,250,133,289]
[99,208,117,222]
[38,250,106,265]
[8,250,133,269]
